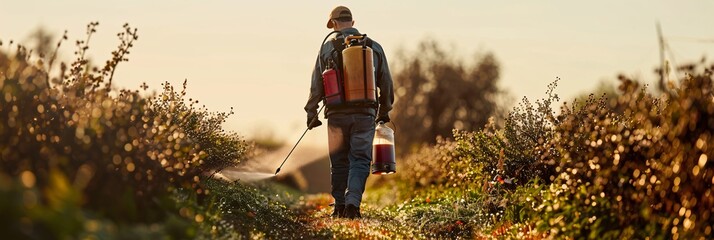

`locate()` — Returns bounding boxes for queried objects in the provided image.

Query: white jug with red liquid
[372,122,396,175]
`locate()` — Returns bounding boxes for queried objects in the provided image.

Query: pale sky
[2,1,713,150]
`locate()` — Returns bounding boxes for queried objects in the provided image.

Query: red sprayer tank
[322,67,343,106]
[372,122,396,175]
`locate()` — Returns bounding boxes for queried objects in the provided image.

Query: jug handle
[377,121,397,134]
[388,121,397,133]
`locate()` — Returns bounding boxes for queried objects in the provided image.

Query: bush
[371,80,565,238]
[382,63,714,239]
[530,64,714,239]
[0,23,246,238]
[206,179,327,239]
[394,138,458,192]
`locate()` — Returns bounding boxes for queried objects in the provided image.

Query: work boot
[331,204,345,218]
[343,204,361,219]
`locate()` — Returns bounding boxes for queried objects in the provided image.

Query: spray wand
[276,30,342,175]
[275,104,325,175]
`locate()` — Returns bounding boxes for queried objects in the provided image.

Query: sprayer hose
[318,31,342,71]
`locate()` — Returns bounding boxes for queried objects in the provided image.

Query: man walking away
[304,6,394,219]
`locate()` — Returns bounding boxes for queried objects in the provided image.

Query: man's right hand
[307,117,323,130]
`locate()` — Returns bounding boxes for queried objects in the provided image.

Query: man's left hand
[376,115,390,123]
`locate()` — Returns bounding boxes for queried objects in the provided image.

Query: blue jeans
[327,113,375,207]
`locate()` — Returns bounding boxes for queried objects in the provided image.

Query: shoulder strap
[368,39,383,81]
[365,37,374,48]
[366,37,382,105]
[331,38,345,52]
[362,37,380,71]
[329,38,345,69]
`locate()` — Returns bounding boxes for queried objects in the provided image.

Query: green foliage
[377,63,713,239]
[529,65,714,239]
[392,138,458,192]
[399,79,561,192]
[206,179,327,239]
[0,23,246,238]
[0,171,85,239]
[500,80,560,184]
[378,80,567,238]
[150,80,248,176]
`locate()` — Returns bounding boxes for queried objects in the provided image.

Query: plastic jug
[372,122,396,175]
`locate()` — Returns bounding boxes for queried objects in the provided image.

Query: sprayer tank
[342,37,377,103]
[322,68,342,106]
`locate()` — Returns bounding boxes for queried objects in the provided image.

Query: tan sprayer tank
[341,35,377,104]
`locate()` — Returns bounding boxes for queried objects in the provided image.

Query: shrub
[394,138,458,191]
[384,63,714,238]
[206,180,327,238]
[530,64,714,239]
[373,80,567,238]
[0,23,246,238]
[396,80,564,191]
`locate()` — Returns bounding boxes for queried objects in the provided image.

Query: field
[1,24,712,239]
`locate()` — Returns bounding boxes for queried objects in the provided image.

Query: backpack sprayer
[275,31,396,175]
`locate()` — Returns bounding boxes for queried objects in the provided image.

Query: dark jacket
[304,28,394,120]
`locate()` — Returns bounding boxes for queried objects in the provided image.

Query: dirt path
[215,169,496,239]
[291,193,424,239]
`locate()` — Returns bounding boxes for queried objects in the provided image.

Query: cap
[326,6,352,28]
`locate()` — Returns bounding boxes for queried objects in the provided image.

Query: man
[304,6,394,219]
